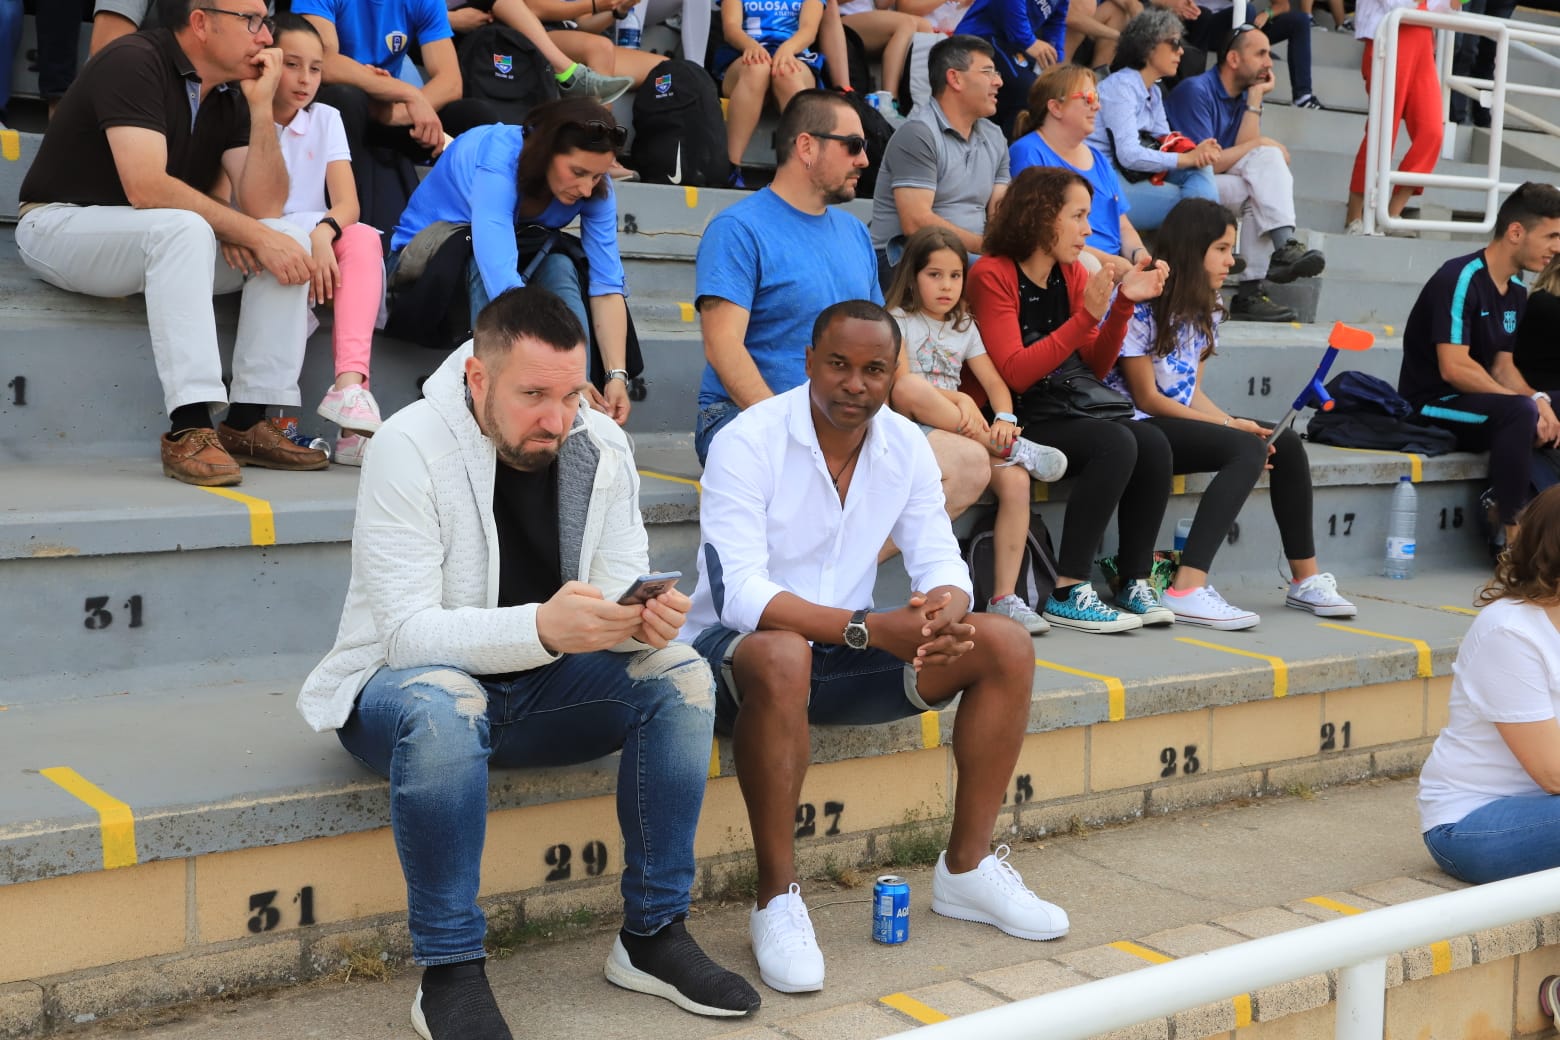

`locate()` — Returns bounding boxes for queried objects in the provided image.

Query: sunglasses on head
[1223,22,1258,54]
[811,131,869,156]
[576,118,628,148]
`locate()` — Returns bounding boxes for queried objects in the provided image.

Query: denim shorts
[690,624,937,733]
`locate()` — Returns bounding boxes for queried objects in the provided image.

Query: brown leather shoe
[161,429,243,487]
[217,420,330,471]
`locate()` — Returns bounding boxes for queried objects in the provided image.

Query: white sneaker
[1164,585,1260,630]
[1286,572,1357,617]
[988,593,1050,634]
[999,438,1068,482]
[750,884,824,993]
[931,845,1069,940]
[317,384,383,433]
[334,431,369,467]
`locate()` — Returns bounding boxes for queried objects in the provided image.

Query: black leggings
[1027,416,1171,580]
[1419,392,1540,526]
[1148,417,1316,573]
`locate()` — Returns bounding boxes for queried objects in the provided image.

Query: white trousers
[16,204,311,417]
[1213,145,1296,282]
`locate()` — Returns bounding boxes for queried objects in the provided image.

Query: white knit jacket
[297,342,648,732]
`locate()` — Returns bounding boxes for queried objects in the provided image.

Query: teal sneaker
[1115,579,1174,626]
[1042,582,1142,633]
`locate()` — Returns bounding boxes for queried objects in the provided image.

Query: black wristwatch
[316,216,343,242]
[843,609,870,650]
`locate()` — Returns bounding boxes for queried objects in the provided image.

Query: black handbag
[1016,352,1134,424]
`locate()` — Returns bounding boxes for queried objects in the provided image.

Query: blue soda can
[872,875,911,944]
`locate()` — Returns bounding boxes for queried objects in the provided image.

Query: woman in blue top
[391,97,632,421]
[714,0,826,187]
[1009,64,1149,275]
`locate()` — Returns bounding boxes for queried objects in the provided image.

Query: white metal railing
[1365,6,1560,235]
[887,865,1560,1039]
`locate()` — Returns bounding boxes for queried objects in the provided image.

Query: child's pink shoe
[317,385,382,434]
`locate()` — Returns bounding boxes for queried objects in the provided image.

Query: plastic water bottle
[615,7,643,49]
[1384,476,1417,579]
[1174,517,1193,552]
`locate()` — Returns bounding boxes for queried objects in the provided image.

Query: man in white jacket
[299,288,760,1040]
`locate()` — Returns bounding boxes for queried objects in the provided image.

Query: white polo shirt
[683,384,973,643]
[275,101,352,231]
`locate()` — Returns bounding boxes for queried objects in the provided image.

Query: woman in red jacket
[966,165,1171,634]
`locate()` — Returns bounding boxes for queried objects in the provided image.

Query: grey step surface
[0,565,1486,888]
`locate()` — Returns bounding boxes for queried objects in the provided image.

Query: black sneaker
[606,919,761,1017]
[1267,240,1326,283]
[1231,284,1298,323]
[1230,254,1247,276]
[412,960,513,1040]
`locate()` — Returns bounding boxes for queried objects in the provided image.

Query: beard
[483,394,561,471]
[822,178,859,206]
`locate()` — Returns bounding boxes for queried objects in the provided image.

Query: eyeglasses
[576,119,628,148]
[198,7,275,34]
[1068,90,1099,105]
[1162,36,1185,51]
[811,131,868,156]
[1223,22,1259,54]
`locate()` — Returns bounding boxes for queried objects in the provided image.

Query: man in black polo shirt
[1398,182,1560,545]
[17,0,328,487]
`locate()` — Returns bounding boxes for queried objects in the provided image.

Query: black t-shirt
[20,29,249,207]
[1016,262,1072,350]
[493,460,563,609]
[1514,289,1560,393]
[1398,249,1528,406]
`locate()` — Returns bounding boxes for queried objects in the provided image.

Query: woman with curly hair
[1419,484,1560,883]
[966,165,1170,634]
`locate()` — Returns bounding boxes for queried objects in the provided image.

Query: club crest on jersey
[384,30,409,54]
[654,73,672,94]
[494,53,514,77]
[1505,310,1518,333]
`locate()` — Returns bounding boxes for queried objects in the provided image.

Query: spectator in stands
[838,0,933,119]
[954,0,1065,135]
[445,0,637,101]
[1063,0,1133,68]
[294,0,500,217]
[1105,198,1357,629]
[1343,0,1443,236]
[298,287,762,1039]
[1515,254,1560,398]
[1009,65,1153,275]
[33,0,92,120]
[1450,0,1515,127]
[1183,3,1323,111]
[966,166,1170,633]
[90,0,159,54]
[1165,25,1325,322]
[1398,182,1560,549]
[1090,9,1220,233]
[391,97,635,423]
[695,89,992,523]
[887,227,1068,634]
[1419,484,1560,884]
[268,13,386,465]
[685,299,1067,996]
[715,0,826,187]
[16,0,326,487]
[869,34,1009,290]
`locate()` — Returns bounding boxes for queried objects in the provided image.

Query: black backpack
[629,59,729,186]
[458,23,559,124]
[964,508,1059,611]
[837,90,895,199]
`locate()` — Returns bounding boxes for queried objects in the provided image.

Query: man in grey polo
[869,34,1009,289]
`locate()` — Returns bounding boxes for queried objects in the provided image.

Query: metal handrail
[1366,6,1560,235]
[886,864,1560,1039]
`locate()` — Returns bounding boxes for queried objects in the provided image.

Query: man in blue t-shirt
[295,0,500,225]
[1165,25,1323,322]
[1398,183,1560,546]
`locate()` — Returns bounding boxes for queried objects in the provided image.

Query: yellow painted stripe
[1031,481,1049,502]
[40,767,138,869]
[0,129,19,161]
[1384,324,1396,337]
[881,993,950,1024]
[1430,940,1453,974]
[1318,622,1432,677]
[678,301,696,322]
[708,738,721,779]
[197,486,276,546]
[1111,940,1173,964]
[1176,637,1289,698]
[684,186,699,208]
[1037,658,1126,721]
[1171,475,1186,495]
[638,469,702,494]
[1232,992,1253,1027]
[1324,445,1423,482]
[920,710,940,748]
[1304,895,1364,915]
[1439,605,1478,615]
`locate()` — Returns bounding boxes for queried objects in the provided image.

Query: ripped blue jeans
[338,648,717,965]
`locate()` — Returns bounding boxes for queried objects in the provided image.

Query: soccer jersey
[292,0,453,78]
[1398,249,1528,407]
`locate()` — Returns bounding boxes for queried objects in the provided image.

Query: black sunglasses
[811,131,868,156]
[1223,21,1258,54]
[1163,36,1185,50]
[575,118,628,148]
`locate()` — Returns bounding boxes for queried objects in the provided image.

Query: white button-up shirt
[683,385,974,643]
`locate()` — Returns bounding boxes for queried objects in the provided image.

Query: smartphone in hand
[618,571,682,605]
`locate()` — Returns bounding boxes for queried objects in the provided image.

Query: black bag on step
[837,90,895,199]
[630,59,730,186]
[458,23,559,124]
[964,508,1060,611]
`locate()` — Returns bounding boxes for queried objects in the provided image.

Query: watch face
[844,624,868,650]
